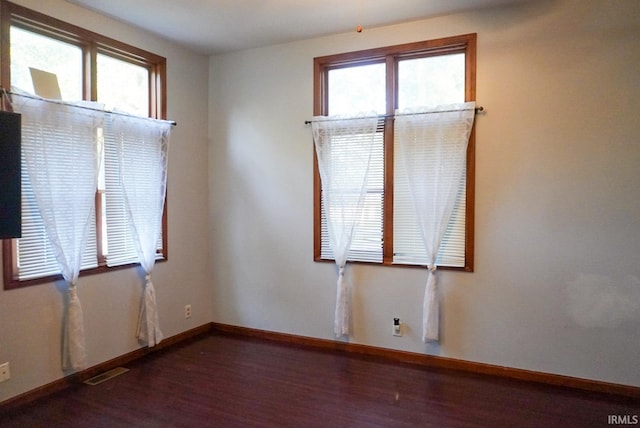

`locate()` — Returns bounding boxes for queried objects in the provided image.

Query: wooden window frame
[1,0,168,289]
[313,33,477,271]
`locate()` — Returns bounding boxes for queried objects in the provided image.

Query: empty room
[0,0,639,426]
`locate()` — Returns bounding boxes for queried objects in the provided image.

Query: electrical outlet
[0,362,10,383]
[184,304,192,319]
[393,318,402,337]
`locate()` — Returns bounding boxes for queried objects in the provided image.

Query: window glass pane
[328,63,386,115]
[398,53,465,109]
[97,53,149,116]
[10,26,82,100]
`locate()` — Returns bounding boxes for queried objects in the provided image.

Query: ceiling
[66,0,530,55]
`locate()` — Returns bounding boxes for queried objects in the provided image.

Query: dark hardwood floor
[1,333,638,427]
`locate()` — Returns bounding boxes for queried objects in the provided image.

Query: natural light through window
[328,63,386,116]
[398,54,465,109]
[10,26,82,100]
[97,53,149,116]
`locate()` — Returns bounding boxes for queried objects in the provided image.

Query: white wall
[0,0,211,402]
[209,0,640,387]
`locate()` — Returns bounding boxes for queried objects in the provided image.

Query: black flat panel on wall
[0,111,22,239]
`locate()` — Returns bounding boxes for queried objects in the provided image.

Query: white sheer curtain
[312,114,378,337]
[110,114,170,347]
[395,102,475,342]
[13,93,102,370]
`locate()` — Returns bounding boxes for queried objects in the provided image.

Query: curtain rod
[1,88,177,127]
[304,106,484,125]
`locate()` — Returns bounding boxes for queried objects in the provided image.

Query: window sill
[3,257,167,290]
[313,256,473,272]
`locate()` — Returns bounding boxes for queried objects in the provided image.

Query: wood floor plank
[1,333,638,427]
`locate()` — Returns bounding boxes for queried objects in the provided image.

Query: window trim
[312,33,476,271]
[1,0,168,289]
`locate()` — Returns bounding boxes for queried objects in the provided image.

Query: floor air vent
[84,367,130,386]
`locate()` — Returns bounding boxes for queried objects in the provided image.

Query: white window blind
[319,118,467,268]
[320,124,384,263]
[104,125,138,267]
[17,134,98,281]
[104,120,164,267]
[393,161,467,268]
